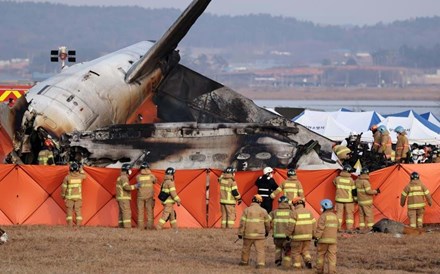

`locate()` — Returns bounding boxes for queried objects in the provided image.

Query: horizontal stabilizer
[125,0,211,83]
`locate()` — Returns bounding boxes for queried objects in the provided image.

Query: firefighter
[378,125,393,161]
[434,150,440,163]
[270,168,304,201]
[288,197,316,270]
[37,139,55,165]
[116,164,137,228]
[332,144,351,164]
[61,162,86,226]
[370,124,381,152]
[400,171,432,228]
[269,195,295,268]
[395,126,409,163]
[156,167,181,230]
[333,164,356,232]
[314,199,338,274]
[218,166,242,228]
[238,194,271,269]
[355,167,380,231]
[136,162,157,229]
[255,167,279,213]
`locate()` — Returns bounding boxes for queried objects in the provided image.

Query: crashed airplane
[0,0,338,171]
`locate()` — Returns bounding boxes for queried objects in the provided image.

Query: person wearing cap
[400,171,432,228]
[269,195,295,268]
[288,197,316,270]
[270,169,304,202]
[394,126,409,163]
[333,165,356,232]
[136,162,157,229]
[255,167,279,213]
[238,194,271,269]
[219,166,242,228]
[61,162,86,226]
[355,167,380,232]
[370,124,381,153]
[116,164,137,228]
[314,199,338,274]
[156,167,181,230]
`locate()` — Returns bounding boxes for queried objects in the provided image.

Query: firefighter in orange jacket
[355,167,379,231]
[395,126,409,163]
[269,196,295,267]
[314,199,338,274]
[219,166,242,228]
[136,162,157,229]
[116,164,137,228]
[61,162,86,226]
[156,167,181,230]
[270,169,304,201]
[378,125,393,160]
[238,194,271,269]
[333,164,356,231]
[400,172,432,228]
[288,197,316,270]
[370,124,381,152]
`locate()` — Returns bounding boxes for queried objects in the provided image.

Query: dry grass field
[1,226,440,274]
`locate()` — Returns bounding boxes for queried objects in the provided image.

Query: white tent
[420,112,440,128]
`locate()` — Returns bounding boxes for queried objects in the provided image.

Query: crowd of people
[58,163,433,273]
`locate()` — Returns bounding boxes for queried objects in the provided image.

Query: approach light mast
[50,46,76,69]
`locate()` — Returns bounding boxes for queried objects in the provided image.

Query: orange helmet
[370,124,378,131]
[44,139,54,148]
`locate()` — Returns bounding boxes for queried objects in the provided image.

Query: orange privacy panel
[0,164,14,181]
[0,127,13,162]
[207,170,221,227]
[177,170,207,227]
[0,210,12,225]
[21,165,68,194]
[23,198,66,225]
[82,173,114,224]
[87,200,119,227]
[84,166,121,195]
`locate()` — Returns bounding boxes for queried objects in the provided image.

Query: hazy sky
[17,0,440,25]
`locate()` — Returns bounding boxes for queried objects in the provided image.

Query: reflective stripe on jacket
[290,205,316,241]
[219,173,241,204]
[396,134,409,161]
[116,173,135,201]
[161,175,181,205]
[315,210,338,244]
[270,176,304,200]
[239,203,271,239]
[401,179,432,209]
[269,203,295,238]
[355,174,377,206]
[136,170,156,199]
[333,171,355,203]
[61,172,86,200]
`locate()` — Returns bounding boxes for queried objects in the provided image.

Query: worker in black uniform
[255,167,279,213]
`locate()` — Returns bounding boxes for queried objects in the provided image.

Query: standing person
[400,172,432,228]
[270,169,304,201]
[238,194,271,269]
[395,126,409,163]
[314,199,338,274]
[255,167,279,213]
[61,162,86,227]
[333,165,356,232]
[288,197,316,270]
[370,124,381,153]
[156,167,181,230]
[38,139,55,165]
[218,166,242,228]
[269,196,295,268]
[378,125,392,161]
[136,162,157,229]
[116,164,137,229]
[332,144,351,165]
[355,167,380,232]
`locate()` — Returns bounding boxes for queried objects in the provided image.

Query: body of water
[254,100,440,117]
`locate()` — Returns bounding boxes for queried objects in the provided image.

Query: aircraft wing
[125,0,211,84]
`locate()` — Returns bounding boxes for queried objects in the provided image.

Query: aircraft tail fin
[125,0,211,84]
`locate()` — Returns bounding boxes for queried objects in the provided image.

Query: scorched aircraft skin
[0,0,338,170]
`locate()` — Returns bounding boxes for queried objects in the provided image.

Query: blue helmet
[320,199,333,210]
[378,125,387,134]
[394,126,405,134]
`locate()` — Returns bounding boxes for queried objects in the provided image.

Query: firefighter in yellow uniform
[156,167,181,230]
[219,167,242,228]
[116,164,137,228]
[355,167,379,231]
[395,126,409,163]
[333,165,356,231]
[378,125,393,160]
[238,194,271,269]
[400,171,432,228]
[269,196,295,268]
[61,162,86,226]
[270,169,304,201]
[38,139,55,165]
[332,144,351,164]
[370,124,381,152]
[136,162,157,229]
[313,199,338,274]
[288,197,316,270]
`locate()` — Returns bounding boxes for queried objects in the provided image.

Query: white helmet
[263,167,273,174]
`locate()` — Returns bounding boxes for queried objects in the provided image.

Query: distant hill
[2,1,440,70]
